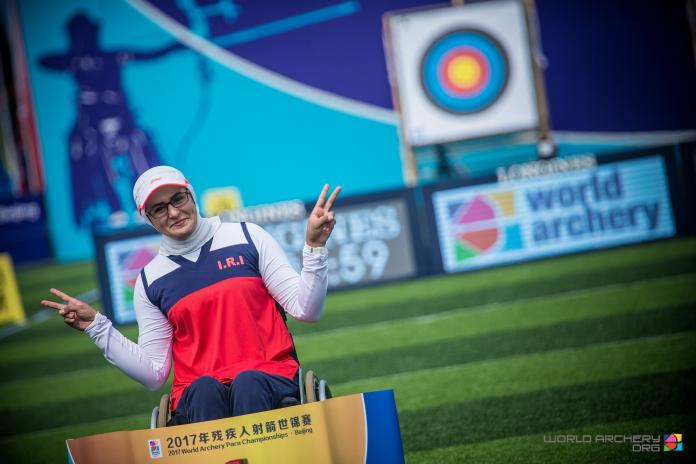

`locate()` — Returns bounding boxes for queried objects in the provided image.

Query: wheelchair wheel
[304,370,317,403]
[318,379,332,401]
[157,393,170,428]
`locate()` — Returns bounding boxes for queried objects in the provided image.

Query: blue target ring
[421,29,509,114]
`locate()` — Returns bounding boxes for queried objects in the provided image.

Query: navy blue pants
[175,370,300,423]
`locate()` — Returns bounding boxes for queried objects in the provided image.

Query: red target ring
[438,47,491,98]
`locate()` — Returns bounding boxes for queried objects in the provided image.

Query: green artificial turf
[0,237,694,463]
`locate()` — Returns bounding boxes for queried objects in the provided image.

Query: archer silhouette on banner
[39,12,183,229]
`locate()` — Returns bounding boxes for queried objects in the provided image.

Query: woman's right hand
[41,288,97,331]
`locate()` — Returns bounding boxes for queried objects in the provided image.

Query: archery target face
[421,29,509,114]
[386,0,540,146]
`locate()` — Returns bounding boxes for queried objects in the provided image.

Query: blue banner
[0,196,51,263]
[429,155,676,273]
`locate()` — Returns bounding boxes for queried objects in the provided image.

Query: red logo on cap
[150,177,162,184]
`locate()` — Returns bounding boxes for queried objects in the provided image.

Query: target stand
[383,0,554,182]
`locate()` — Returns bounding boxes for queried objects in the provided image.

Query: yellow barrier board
[0,253,26,325]
[67,391,404,464]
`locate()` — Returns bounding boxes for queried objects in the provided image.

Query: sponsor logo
[663,433,682,452]
[149,177,162,184]
[496,154,597,183]
[0,201,42,224]
[447,191,522,262]
[148,439,162,459]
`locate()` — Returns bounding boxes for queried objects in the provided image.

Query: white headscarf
[133,166,221,256]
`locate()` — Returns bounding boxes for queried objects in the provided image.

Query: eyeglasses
[145,191,191,219]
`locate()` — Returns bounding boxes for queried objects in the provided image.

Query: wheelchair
[150,368,332,428]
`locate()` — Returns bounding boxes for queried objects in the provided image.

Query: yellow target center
[448,56,481,89]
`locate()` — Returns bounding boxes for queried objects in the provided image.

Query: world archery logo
[148,438,162,458]
[420,29,509,115]
[448,191,522,262]
[663,433,682,452]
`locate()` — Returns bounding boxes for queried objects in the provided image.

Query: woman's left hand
[306,184,341,248]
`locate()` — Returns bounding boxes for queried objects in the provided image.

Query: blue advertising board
[0,196,51,263]
[427,154,676,273]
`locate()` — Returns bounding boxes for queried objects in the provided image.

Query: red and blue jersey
[140,222,298,411]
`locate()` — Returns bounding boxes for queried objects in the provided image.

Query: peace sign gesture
[41,288,97,331]
[306,184,341,248]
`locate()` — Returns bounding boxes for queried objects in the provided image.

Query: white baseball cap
[133,166,193,216]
